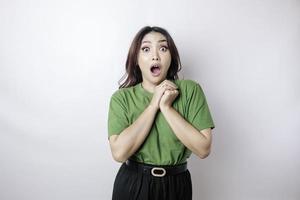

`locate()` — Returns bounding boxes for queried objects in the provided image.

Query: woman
[107,26,215,200]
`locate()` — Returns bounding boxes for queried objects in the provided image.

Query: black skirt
[112,161,192,200]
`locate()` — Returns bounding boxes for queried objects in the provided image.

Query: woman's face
[137,31,171,86]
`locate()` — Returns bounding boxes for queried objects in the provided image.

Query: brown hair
[118,26,182,89]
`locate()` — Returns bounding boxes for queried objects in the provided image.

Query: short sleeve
[187,83,215,131]
[107,92,129,138]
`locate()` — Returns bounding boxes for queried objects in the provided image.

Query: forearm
[110,104,158,162]
[160,106,211,158]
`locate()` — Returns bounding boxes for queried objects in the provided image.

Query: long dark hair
[118,26,182,89]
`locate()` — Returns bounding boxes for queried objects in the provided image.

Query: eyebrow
[142,39,167,44]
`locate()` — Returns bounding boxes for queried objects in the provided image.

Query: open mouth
[150,64,161,76]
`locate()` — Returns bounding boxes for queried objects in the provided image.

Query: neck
[141,81,157,93]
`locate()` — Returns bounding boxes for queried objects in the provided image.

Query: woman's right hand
[149,80,178,110]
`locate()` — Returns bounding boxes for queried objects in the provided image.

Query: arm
[109,104,158,163]
[160,106,212,159]
[109,80,178,163]
[159,89,213,159]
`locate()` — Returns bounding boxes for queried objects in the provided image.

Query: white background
[1,0,300,199]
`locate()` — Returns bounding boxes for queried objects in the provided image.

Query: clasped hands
[150,80,179,111]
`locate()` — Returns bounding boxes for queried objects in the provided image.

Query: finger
[162,83,177,90]
[163,86,176,92]
[171,90,179,95]
[164,88,178,94]
[164,90,172,95]
[170,90,179,97]
[165,81,178,89]
[160,80,177,88]
[169,81,178,88]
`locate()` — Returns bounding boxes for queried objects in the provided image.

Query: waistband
[125,160,187,177]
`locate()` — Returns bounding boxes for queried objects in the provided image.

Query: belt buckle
[151,167,166,177]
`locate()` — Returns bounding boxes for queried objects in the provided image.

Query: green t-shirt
[107,79,215,165]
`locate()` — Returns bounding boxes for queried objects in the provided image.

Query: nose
[152,50,160,61]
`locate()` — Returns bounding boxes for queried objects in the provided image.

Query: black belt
[125,160,187,177]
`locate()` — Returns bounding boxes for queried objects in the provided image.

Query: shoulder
[109,85,138,106]
[110,85,136,98]
[173,79,207,103]
[174,79,199,86]
[174,79,203,92]
[110,88,127,99]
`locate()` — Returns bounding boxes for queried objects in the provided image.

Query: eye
[160,46,168,52]
[141,47,150,52]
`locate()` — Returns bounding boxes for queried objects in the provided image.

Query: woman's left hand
[159,89,179,110]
